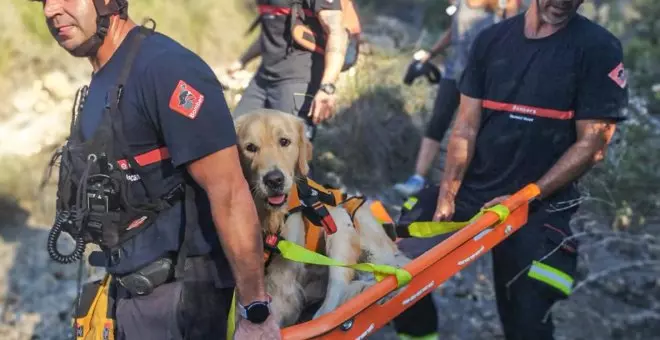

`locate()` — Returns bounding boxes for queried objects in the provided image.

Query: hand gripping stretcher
[274,183,541,339]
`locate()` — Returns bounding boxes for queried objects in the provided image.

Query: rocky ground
[1,5,659,340]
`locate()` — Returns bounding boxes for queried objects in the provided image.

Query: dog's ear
[297,119,311,176]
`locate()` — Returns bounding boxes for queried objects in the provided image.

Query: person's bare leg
[414,137,442,177]
[394,137,442,196]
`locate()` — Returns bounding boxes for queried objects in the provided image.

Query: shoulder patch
[608,62,627,89]
[169,80,205,119]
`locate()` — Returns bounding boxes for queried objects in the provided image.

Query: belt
[115,254,215,297]
[116,257,175,296]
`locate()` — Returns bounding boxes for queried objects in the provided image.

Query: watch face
[247,303,270,324]
[321,84,336,95]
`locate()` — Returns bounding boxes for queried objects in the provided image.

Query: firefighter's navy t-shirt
[256,0,341,83]
[455,13,628,209]
[79,26,237,285]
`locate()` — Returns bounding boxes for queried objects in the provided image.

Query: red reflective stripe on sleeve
[117,147,170,169]
[257,4,315,17]
[482,100,574,120]
[134,147,170,166]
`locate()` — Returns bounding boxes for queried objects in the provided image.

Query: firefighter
[396,0,628,339]
[394,0,524,197]
[35,0,279,338]
[226,0,350,143]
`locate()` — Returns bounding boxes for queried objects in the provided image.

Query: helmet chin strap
[69,0,128,58]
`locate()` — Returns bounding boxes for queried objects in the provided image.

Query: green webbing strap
[527,260,574,295]
[406,204,510,238]
[277,240,413,287]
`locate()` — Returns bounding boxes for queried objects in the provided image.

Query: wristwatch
[237,295,272,324]
[319,83,336,95]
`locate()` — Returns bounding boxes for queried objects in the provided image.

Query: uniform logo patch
[608,62,627,89]
[169,80,205,119]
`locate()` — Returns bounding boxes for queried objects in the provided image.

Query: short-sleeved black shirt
[256,0,341,83]
[456,13,629,208]
[80,27,237,286]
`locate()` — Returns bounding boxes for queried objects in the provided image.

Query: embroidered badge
[169,80,205,119]
[608,62,627,89]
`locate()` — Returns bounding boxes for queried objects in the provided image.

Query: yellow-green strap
[407,204,510,238]
[227,290,236,340]
[277,240,413,288]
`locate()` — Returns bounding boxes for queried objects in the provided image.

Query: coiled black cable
[47,211,86,264]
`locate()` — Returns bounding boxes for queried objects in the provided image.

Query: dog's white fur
[234,109,410,327]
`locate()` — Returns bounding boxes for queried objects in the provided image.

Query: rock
[11,89,38,113]
[0,109,69,157]
[42,70,74,100]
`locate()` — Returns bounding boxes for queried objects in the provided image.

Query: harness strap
[277,239,412,288]
[117,146,170,170]
[304,223,324,253]
[396,204,511,238]
[296,177,338,234]
[174,184,196,279]
[109,24,159,203]
[263,232,284,267]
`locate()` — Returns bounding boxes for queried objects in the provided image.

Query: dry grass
[1,0,257,93]
[0,0,258,224]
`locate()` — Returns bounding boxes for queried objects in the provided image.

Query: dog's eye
[279,138,291,147]
[245,143,259,153]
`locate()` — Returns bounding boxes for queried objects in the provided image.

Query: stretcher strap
[278,240,413,287]
[405,204,510,238]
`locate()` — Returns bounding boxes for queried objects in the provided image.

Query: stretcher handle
[280,183,541,339]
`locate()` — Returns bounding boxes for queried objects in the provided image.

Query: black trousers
[233,76,319,141]
[393,185,579,339]
[115,257,234,340]
[425,78,460,143]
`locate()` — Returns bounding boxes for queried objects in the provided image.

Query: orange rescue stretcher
[279,183,541,339]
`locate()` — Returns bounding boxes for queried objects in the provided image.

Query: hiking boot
[393,174,425,197]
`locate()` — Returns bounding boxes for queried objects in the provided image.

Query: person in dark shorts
[36,0,279,339]
[395,0,629,339]
[226,0,349,142]
[394,0,523,197]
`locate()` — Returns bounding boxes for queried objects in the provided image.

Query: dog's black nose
[263,170,285,190]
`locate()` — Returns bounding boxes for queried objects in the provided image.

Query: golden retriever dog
[234,109,410,327]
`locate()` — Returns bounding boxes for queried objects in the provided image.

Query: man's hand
[186,145,270,306]
[433,194,455,222]
[234,314,281,340]
[309,90,336,124]
[482,195,510,209]
[413,49,432,63]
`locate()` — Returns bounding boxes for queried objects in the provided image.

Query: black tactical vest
[46,24,194,270]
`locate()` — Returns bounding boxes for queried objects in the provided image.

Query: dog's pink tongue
[268,195,286,205]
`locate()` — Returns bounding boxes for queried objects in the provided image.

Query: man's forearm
[239,38,262,66]
[430,27,452,57]
[439,123,478,200]
[536,120,616,199]
[536,141,607,200]
[207,178,266,304]
[439,96,482,200]
[320,12,348,84]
